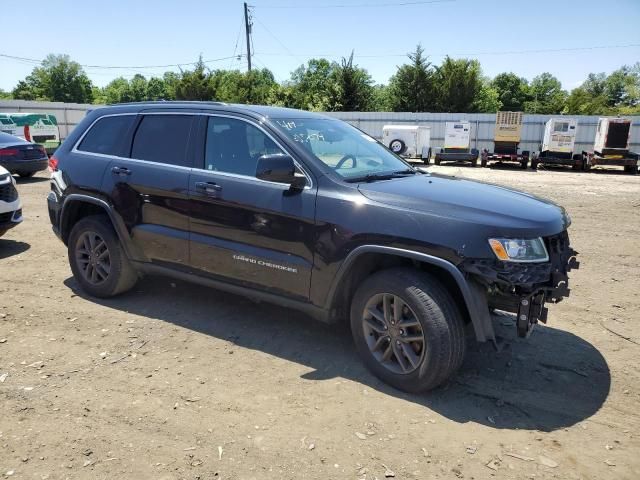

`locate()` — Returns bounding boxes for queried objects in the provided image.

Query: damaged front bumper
[462,230,579,338]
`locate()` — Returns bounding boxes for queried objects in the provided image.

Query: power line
[253,43,640,59]
[253,0,454,8]
[0,53,243,70]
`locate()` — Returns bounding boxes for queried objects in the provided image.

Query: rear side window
[77,115,135,155]
[131,115,193,167]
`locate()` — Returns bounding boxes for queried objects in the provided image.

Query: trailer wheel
[624,165,639,175]
[472,158,478,167]
[389,139,406,155]
[481,158,487,168]
[531,159,538,170]
[434,157,441,166]
[422,148,432,165]
[520,159,528,169]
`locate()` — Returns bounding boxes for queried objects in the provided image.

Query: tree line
[2,47,639,115]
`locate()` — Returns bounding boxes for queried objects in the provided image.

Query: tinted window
[78,115,135,155]
[131,115,193,167]
[205,117,284,176]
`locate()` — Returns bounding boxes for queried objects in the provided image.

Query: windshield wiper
[345,170,415,183]
[392,168,418,175]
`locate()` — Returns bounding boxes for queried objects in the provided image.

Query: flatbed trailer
[481,144,530,168]
[582,151,639,174]
[434,148,479,165]
[531,152,583,170]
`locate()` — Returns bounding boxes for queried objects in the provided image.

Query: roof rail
[107,100,228,106]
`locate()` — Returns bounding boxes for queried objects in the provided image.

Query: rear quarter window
[77,115,135,155]
[77,115,135,156]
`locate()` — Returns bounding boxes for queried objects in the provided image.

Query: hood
[357,172,570,236]
[0,165,9,176]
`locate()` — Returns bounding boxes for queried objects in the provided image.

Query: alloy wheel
[75,231,111,285]
[362,293,426,374]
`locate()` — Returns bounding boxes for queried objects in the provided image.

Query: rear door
[188,114,317,300]
[100,113,195,268]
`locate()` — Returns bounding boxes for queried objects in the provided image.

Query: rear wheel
[350,268,466,392]
[624,165,638,174]
[17,171,35,178]
[68,215,138,298]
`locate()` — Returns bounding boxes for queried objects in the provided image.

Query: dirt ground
[1,164,639,480]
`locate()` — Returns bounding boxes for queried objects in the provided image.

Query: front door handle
[111,166,131,176]
[195,181,222,197]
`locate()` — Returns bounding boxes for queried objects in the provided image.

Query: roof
[99,101,332,120]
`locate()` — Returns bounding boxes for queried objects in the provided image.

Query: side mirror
[256,154,306,190]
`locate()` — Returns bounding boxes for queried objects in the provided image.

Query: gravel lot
[1,164,639,480]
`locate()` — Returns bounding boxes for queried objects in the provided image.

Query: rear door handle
[111,166,131,176]
[195,181,222,197]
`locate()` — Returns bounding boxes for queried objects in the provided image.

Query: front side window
[131,115,194,167]
[271,118,411,181]
[78,115,135,156]
[204,117,284,176]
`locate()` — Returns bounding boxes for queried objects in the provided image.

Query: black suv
[47,102,577,392]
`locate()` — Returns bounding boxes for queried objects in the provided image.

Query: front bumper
[0,205,23,234]
[461,230,579,337]
[0,158,49,174]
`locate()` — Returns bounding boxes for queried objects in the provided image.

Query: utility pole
[244,2,252,72]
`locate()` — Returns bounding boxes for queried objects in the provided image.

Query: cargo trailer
[434,121,478,166]
[481,111,529,168]
[531,118,582,170]
[382,125,431,163]
[581,118,638,174]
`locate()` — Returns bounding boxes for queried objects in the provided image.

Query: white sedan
[0,165,22,237]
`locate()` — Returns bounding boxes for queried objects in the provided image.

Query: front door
[102,113,195,268]
[188,115,316,300]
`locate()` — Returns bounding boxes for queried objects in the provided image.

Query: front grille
[0,183,18,203]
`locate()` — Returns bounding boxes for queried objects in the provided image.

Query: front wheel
[350,268,466,392]
[68,215,138,298]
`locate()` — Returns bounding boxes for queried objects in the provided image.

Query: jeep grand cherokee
[47,102,578,392]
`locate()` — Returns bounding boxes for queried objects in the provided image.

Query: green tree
[565,86,609,115]
[289,58,340,111]
[0,88,12,99]
[434,57,484,112]
[146,77,169,100]
[12,54,93,103]
[175,56,215,101]
[474,80,502,113]
[387,44,436,112]
[490,73,530,111]
[524,73,567,114]
[103,77,132,104]
[331,52,374,111]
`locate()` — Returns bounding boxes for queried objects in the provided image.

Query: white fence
[326,112,640,154]
[1,100,639,154]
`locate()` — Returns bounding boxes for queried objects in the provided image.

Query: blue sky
[1,0,639,92]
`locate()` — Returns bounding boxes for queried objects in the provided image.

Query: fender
[59,194,139,261]
[326,245,495,343]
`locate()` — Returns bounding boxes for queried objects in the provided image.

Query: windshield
[271,118,413,180]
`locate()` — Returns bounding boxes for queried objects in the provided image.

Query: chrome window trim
[71,111,314,189]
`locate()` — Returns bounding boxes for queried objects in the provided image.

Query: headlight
[488,237,549,263]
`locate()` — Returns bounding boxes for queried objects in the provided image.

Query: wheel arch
[326,245,495,343]
[60,194,135,260]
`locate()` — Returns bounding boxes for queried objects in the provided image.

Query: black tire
[520,159,528,169]
[18,171,36,178]
[68,215,138,298]
[471,157,478,167]
[530,159,538,170]
[350,268,466,392]
[434,157,441,165]
[389,139,406,155]
[481,158,487,168]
